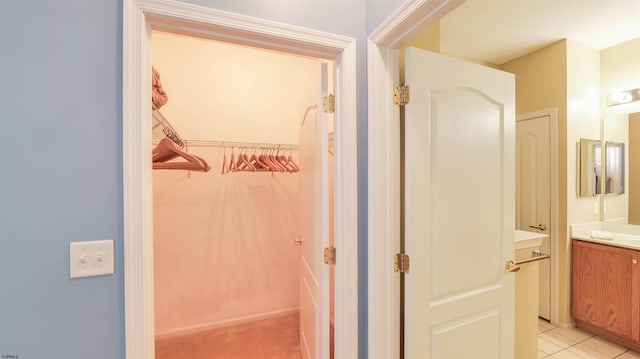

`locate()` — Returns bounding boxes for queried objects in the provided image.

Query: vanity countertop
[571,222,640,251]
[572,231,640,251]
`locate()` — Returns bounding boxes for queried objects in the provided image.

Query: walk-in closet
[150,30,334,359]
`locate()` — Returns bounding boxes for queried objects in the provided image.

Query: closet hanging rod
[186,140,298,150]
[153,139,299,150]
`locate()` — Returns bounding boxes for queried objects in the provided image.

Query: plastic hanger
[229,146,238,172]
[237,147,256,172]
[260,148,280,172]
[283,148,299,173]
[276,149,291,172]
[152,138,211,172]
[221,146,227,175]
[250,147,270,171]
[268,148,286,172]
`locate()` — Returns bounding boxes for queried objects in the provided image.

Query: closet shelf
[152,109,298,151]
[152,109,185,148]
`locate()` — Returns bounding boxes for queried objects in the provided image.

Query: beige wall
[399,23,440,83]
[501,40,567,116]
[564,40,602,324]
[566,41,601,225]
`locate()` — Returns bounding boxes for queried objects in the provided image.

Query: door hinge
[324,246,336,265]
[394,253,410,273]
[393,85,410,106]
[323,94,335,113]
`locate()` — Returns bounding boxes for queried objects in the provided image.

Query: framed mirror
[578,138,602,196]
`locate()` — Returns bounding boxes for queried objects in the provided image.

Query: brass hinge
[393,85,410,106]
[324,246,336,265]
[394,253,410,273]
[323,94,335,113]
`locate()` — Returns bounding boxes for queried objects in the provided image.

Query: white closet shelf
[152,109,185,148]
[152,108,298,151]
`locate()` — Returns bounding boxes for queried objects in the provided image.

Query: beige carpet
[156,312,301,359]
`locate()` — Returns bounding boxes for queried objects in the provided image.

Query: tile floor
[538,319,640,359]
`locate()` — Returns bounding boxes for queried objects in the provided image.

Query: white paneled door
[404,48,516,358]
[299,63,330,359]
[516,115,551,320]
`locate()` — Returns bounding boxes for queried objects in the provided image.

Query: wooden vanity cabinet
[572,239,640,350]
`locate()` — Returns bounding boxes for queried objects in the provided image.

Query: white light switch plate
[69,239,114,278]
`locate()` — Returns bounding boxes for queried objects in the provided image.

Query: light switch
[69,240,114,278]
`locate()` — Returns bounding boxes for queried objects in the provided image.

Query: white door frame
[123,1,358,358]
[366,1,465,357]
[517,108,559,326]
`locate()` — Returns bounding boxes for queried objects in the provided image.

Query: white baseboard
[555,319,576,329]
[155,307,300,340]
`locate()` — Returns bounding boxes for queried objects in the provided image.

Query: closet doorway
[122,1,358,358]
[151,30,333,358]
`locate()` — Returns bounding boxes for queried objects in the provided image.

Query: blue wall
[0,0,407,357]
[366,0,406,34]
[0,0,124,358]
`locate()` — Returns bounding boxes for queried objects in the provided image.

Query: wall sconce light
[607,88,640,106]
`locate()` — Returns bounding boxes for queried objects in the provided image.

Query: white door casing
[123,1,358,358]
[404,47,515,358]
[299,63,330,359]
[516,115,551,320]
[367,1,464,357]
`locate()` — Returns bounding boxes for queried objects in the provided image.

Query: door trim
[123,1,358,357]
[367,0,464,357]
[517,108,559,325]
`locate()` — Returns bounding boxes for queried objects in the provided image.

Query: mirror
[603,113,636,223]
[578,138,625,197]
[630,113,640,223]
[604,141,625,195]
[578,138,602,196]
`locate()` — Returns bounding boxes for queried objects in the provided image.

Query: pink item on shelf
[152,66,168,109]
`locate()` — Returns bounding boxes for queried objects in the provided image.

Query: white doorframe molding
[123,1,358,358]
[517,108,560,327]
[367,1,464,357]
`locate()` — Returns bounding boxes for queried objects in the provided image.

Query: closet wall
[151,31,321,337]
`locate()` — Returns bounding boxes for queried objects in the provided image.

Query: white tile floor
[538,319,640,359]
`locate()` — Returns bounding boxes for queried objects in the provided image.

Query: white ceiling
[439,0,640,65]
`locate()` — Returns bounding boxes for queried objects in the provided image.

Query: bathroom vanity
[571,235,640,352]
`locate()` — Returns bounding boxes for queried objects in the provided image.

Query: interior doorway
[123,1,358,358]
[150,30,334,358]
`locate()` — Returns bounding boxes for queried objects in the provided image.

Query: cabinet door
[572,239,640,342]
